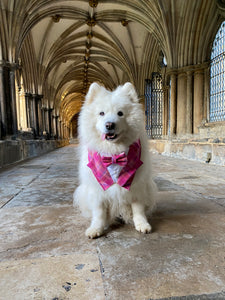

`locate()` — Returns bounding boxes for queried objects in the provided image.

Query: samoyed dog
[73,82,156,238]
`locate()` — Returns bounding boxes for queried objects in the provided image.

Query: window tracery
[210,21,225,122]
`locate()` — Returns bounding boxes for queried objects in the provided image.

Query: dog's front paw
[135,222,152,234]
[85,226,104,239]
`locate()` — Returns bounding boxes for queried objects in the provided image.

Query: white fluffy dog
[73,82,156,238]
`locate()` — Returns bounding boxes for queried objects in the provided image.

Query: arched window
[209,21,225,122]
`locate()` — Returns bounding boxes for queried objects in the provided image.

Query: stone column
[52,115,59,139]
[0,62,18,137]
[64,125,67,139]
[52,115,56,138]
[70,123,72,139]
[193,69,204,134]
[0,62,7,138]
[55,116,59,139]
[9,63,18,136]
[204,67,209,121]
[32,94,39,137]
[25,93,32,130]
[41,107,47,137]
[16,86,21,130]
[45,108,50,136]
[66,125,70,139]
[65,125,67,139]
[62,122,65,139]
[58,119,62,139]
[28,94,35,134]
[186,71,193,134]
[31,94,43,138]
[18,89,27,131]
[163,85,169,136]
[42,107,51,139]
[48,108,53,138]
[37,95,43,137]
[177,72,187,134]
[169,73,177,136]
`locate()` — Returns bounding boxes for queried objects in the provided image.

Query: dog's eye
[99,112,105,116]
[117,111,123,117]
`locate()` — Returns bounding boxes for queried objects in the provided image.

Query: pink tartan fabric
[87,140,143,191]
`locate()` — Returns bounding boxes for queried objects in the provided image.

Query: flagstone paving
[0,144,225,300]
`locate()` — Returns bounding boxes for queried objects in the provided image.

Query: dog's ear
[85,82,102,104]
[121,82,139,103]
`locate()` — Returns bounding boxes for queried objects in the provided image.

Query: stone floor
[0,144,225,300]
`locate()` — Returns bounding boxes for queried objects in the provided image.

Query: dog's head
[79,82,144,151]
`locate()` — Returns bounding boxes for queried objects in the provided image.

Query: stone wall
[199,122,225,140]
[0,139,69,169]
[149,139,225,166]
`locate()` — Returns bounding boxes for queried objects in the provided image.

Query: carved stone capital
[86,16,96,27]
[89,0,98,8]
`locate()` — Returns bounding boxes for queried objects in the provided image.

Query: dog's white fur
[73,82,156,238]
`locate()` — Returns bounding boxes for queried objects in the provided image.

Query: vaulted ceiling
[0,0,224,125]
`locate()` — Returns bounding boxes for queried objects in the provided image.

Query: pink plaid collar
[87,139,143,191]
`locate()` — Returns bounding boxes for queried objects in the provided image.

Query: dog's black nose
[105,122,115,130]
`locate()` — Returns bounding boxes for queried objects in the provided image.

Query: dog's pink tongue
[101,133,106,140]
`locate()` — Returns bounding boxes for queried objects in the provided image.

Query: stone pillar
[204,67,209,121]
[16,86,21,130]
[64,125,67,139]
[186,71,193,134]
[193,69,204,134]
[17,89,27,131]
[169,73,177,136]
[25,93,32,129]
[48,108,53,138]
[45,108,50,136]
[0,62,7,138]
[37,95,43,136]
[69,124,71,139]
[9,64,18,136]
[31,94,43,138]
[177,72,187,134]
[32,94,38,137]
[55,116,59,139]
[0,61,18,138]
[28,94,36,134]
[52,115,56,138]
[163,86,169,136]
[63,122,66,139]
[42,107,50,139]
[53,115,59,139]
[70,123,73,138]
[61,122,65,139]
[66,125,69,139]
[58,119,62,139]
[41,107,47,137]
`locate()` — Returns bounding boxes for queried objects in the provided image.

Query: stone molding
[0,60,19,71]
[167,62,210,76]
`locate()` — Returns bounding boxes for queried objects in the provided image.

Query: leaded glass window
[210,21,225,122]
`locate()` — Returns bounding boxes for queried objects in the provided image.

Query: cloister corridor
[0,143,225,300]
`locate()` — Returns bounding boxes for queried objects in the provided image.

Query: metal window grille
[210,21,225,122]
[145,73,163,139]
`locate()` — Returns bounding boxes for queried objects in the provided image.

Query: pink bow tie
[102,152,128,167]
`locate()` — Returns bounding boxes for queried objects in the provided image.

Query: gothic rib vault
[1,0,225,139]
